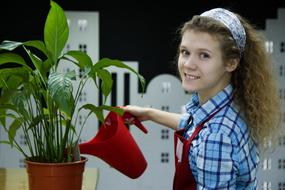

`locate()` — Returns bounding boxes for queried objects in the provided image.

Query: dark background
[1,0,285,87]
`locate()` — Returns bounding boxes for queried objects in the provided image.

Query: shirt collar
[185,84,233,126]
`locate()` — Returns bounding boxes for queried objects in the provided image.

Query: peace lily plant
[0,1,145,163]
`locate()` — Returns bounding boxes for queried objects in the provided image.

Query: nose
[184,55,197,69]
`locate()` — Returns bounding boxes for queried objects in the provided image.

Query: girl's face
[178,30,236,103]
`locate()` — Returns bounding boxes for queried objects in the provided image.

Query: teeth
[185,73,200,79]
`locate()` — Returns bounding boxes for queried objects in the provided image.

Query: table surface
[0,167,98,190]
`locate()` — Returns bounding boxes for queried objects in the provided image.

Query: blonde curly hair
[179,12,281,149]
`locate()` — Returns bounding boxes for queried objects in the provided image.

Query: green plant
[0,1,145,163]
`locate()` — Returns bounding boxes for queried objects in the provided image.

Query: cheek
[177,61,184,75]
[203,63,226,75]
[204,66,228,83]
[177,56,184,69]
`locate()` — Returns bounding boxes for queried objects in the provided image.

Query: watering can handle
[122,111,148,134]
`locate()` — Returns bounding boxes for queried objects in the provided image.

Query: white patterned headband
[200,8,246,52]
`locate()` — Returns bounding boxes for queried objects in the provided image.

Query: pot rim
[25,156,88,166]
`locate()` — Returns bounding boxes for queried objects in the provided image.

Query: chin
[182,83,197,93]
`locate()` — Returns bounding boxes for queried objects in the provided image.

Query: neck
[198,83,231,105]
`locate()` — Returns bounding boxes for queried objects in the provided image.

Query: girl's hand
[122,105,150,122]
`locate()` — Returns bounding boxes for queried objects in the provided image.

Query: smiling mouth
[184,73,200,80]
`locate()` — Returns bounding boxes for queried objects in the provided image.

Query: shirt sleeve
[178,112,190,130]
[195,132,237,189]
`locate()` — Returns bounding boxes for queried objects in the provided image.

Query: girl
[124,8,280,189]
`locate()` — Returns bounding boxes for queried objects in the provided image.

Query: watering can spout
[78,111,148,179]
[78,141,97,156]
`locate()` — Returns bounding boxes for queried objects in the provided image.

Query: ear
[225,58,239,72]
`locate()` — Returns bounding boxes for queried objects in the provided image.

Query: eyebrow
[179,45,213,54]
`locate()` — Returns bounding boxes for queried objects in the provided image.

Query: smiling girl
[123,8,280,189]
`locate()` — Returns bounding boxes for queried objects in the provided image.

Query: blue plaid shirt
[179,84,259,190]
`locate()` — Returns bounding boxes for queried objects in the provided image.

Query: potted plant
[0,1,145,190]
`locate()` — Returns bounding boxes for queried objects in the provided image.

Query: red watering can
[78,111,148,179]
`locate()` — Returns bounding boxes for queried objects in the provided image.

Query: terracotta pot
[25,157,87,190]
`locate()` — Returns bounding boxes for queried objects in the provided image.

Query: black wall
[1,0,285,89]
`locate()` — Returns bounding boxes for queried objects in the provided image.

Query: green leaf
[0,40,23,51]
[0,74,26,104]
[0,109,5,126]
[79,105,124,123]
[0,109,20,128]
[97,69,113,103]
[64,50,93,72]
[0,89,17,105]
[5,75,24,90]
[24,40,53,69]
[0,67,29,89]
[0,104,20,113]
[24,40,49,58]
[0,141,12,146]
[48,71,75,118]
[8,118,22,147]
[0,113,18,124]
[0,52,30,68]
[93,58,146,94]
[80,104,104,123]
[0,105,24,128]
[28,114,46,130]
[24,47,47,81]
[11,91,30,120]
[100,105,124,116]
[44,1,69,64]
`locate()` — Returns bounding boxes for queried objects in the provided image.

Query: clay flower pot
[25,157,87,190]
